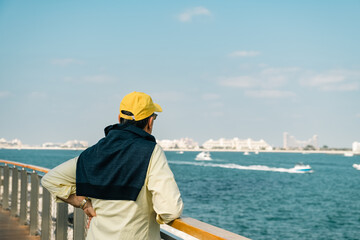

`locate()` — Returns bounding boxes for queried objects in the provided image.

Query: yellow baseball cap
[119,91,162,121]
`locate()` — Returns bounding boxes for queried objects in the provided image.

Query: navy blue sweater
[76,124,156,200]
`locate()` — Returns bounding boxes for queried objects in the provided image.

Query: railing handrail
[0,159,250,240]
[171,217,250,240]
[0,159,49,173]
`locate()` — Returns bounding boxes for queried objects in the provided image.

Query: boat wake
[168,161,313,174]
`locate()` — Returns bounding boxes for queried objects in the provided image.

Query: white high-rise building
[283,132,288,149]
[353,142,360,154]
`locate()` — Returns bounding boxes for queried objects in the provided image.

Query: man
[41,91,183,239]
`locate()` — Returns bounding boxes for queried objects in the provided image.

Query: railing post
[74,207,86,240]
[0,166,2,196]
[0,166,2,202]
[160,228,184,240]
[19,168,28,225]
[10,167,19,217]
[2,165,9,209]
[41,187,52,240]
[56,202,68,240]
[30,171,39,235]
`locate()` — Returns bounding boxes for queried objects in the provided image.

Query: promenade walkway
[0,208,39,240]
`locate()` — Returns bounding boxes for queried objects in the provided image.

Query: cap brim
[154,103,162,112]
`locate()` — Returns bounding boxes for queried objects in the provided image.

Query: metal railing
[0,159,250,240]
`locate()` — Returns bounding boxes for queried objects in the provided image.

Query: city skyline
[0,131,353,150]
[1,1,359,148]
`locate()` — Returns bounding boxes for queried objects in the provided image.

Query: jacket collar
[104,123,155,142]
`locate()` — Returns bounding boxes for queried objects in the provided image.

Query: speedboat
[243,151,249,155]
[195,151,212,161]
[353,164,360,170]
[344,152,354,157]
[176,151,184,154]
[291,162,313,173]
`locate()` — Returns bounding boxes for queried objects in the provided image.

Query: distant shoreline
[0,147,358,156]
[164,148,359,155]
[0,146,86,151]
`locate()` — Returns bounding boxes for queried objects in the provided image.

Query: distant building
[42,140,88,149]
[283,132,318,150]
[62,140,88,149]
[353,142,360,154]
[157,138,199,150]
[0,138,88,149]
[202,138,272,151]
[0,138,22,149]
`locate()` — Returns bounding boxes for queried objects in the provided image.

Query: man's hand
[58,194,97,228]
[81,197,96,228]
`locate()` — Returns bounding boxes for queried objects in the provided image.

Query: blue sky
[0,1,359,148]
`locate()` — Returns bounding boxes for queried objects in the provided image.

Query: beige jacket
[41,144,183,240]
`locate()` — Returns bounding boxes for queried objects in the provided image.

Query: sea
[0,149,359,240]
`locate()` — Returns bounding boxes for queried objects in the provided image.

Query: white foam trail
[168,161,311,174]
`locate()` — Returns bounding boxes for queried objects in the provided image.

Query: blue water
[1,149,360,240]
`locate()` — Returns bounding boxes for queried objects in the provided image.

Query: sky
[0,0,359,148]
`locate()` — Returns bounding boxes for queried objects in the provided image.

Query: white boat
[353,164,360,170]
[344,152,354,157]
[243,151,249,155]
[291,163,313,173]
[195,151,212,161]
[176,151,184,154]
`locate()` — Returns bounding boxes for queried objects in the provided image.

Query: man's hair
[120,110,152,129]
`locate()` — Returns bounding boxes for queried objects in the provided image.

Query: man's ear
[144,116,154,134]
[148,116,154,129]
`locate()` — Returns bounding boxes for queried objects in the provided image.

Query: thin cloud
[219,76,256,88]
[152,91,185,102]
[0,91,11,98]
[219,66,299,99]
[51,58,84,66]
[202,93,221,101]
[300,70,360,92]
[210,102,224,108]
[63,75,115,83]
[260,67,300,88]
[220,66,360,98]
[83,75,115,83]
[261,67,299,75]
[178,7,211,22]
[229,51,260,57]
[302,74,344,86]
[320,82,358,91]
[219,67,299,89]
[245,90,296,99]
[28,91,47,99]
[209,111,224,117]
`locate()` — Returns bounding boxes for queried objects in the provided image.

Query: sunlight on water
[168,160,313,173]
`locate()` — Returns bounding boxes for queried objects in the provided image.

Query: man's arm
[41,157,96,218]
[147,145,184,224]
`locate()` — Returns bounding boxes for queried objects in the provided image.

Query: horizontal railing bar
[160,228,184,240]
[170,217,250,240]
[0,159,49,173]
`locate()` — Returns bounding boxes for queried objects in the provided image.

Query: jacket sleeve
[41,157,78,202]
[147,144,184,224]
